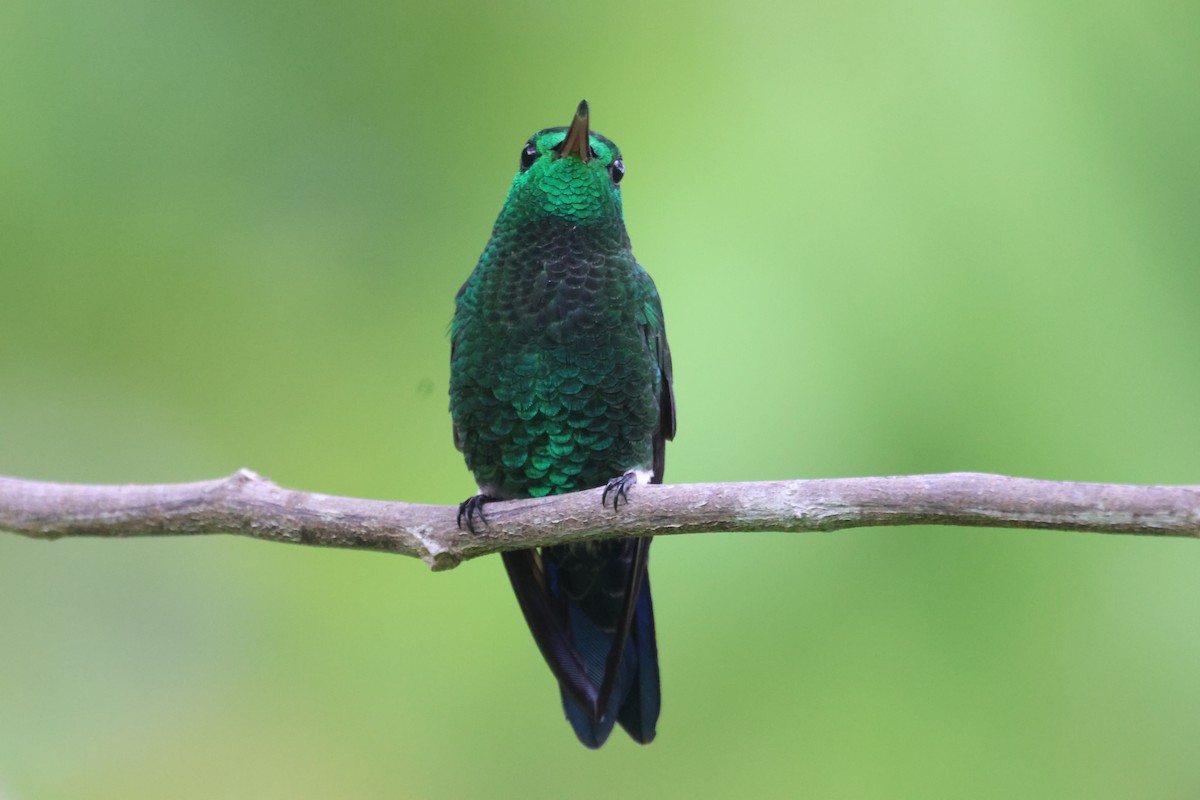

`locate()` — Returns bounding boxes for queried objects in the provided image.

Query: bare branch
[2,470,1198,571]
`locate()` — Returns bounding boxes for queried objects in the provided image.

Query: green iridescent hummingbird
[449,100,675,747]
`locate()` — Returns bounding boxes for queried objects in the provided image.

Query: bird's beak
[557,100,591,163]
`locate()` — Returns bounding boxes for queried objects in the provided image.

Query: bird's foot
[457,494,497,534]
[602,470,640,511]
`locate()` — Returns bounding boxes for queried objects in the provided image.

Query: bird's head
[501,100,626,226]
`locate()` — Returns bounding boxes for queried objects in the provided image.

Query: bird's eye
[520,143,540,171]
[609,158,625,185]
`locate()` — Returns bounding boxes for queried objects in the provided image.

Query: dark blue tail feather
[505,540,658,749]
[616,576,659,743]
[555,565,658,748]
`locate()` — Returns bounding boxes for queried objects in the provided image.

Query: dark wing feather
[638,263,674,482]
[450,279,471,453]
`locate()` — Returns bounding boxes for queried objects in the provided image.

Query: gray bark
[2,470,1198,570]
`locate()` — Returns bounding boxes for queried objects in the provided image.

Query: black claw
[602,471,638,511]
[457,494,496,534]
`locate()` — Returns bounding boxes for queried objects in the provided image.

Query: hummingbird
[449,100,675,748]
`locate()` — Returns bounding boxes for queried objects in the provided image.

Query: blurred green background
[2,0,1199,797]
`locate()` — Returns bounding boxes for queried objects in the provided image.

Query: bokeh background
[2,1,1199,797]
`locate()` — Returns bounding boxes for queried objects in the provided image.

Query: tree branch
[2,470,1198,570]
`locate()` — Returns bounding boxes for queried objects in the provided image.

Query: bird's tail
[502,538,660,748]
[557,563,659,747]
